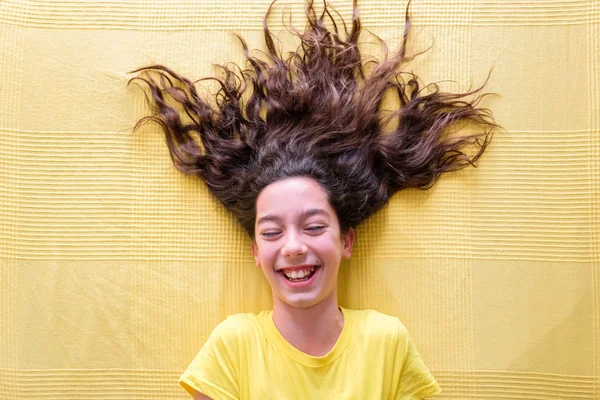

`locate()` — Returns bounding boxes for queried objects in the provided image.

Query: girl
[130,0,498,398]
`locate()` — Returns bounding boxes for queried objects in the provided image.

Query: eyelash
[260,226,325,238]
[261,231,280,238]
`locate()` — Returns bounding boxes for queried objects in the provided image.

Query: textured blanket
[0,0,598,398]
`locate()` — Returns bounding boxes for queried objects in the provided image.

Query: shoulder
[196,311,269,365]
[343,307,412,352]
[347,308,405,338]
[209,311,270,342]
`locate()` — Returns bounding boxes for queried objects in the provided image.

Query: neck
[271,296,344,356]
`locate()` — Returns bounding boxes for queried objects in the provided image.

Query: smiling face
[251,176,355,311]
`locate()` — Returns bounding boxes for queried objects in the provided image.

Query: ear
[251,241,260,267]
[341,227,355,259]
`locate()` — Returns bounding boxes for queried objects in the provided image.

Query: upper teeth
[283,266,315,279]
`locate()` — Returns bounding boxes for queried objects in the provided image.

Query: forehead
[255,177,332,218]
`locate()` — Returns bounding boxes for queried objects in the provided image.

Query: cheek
[312,235,343,258]
[254,242,278,263]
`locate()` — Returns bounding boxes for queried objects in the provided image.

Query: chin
[276,294,317,309]
[284,299,316,309]
[283,294,331,310]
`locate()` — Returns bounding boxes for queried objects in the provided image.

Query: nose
[281,231,308,257]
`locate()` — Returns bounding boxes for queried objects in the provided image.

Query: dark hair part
[129,0,500,239]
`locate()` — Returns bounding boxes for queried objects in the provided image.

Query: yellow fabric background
[0,0,598,399]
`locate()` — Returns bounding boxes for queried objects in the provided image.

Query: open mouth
[279,265,320,283]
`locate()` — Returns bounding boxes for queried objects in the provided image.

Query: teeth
[283,266,315,279]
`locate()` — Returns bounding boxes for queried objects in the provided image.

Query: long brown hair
[129,0,500,239]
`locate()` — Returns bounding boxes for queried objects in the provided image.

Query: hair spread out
[129,0,500,239]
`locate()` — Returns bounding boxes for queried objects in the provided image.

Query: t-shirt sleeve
[178,317,241,400]
[394,320,442,400]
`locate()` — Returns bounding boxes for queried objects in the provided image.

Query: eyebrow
[302,208,331,219]
[256,208,331,225]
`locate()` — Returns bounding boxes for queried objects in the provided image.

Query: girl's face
[252,177,355,310]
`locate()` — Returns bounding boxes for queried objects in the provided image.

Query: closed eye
[260,231,281,238]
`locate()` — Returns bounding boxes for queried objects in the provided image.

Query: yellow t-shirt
[179,306,441,399]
